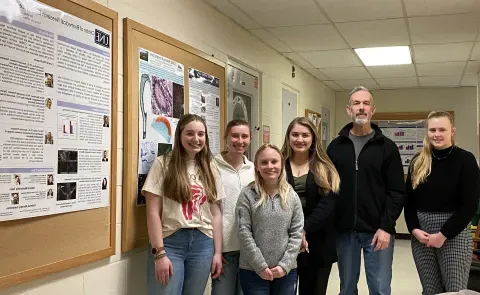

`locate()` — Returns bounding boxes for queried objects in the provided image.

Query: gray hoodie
[235,185,304,274]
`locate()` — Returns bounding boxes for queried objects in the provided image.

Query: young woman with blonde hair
[211,119,255,295]
[281,117,340,295]
[142,114,225,295]
[405,111,480,294]
[236,144,304,295]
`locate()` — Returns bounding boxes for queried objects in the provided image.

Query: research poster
[188,68,221,154]
[0,1,112,221]
[377,123,425,174]
[137,48,184,205]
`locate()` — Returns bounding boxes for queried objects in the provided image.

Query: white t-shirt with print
[142,156,225,239]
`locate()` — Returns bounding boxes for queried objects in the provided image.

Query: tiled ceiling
[204,0,480,91]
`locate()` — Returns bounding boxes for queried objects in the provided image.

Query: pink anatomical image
[151,76,173,116]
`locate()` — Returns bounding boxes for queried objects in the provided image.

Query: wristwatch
[151,246,164,255]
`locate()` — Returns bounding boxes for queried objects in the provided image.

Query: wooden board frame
[0,0,117,288]
[122,18,227,252]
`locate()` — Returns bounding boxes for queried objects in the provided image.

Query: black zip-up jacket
[326,123,406,234]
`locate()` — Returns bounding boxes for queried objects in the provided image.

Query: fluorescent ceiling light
[354,46,412,66]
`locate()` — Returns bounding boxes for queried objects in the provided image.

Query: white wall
[335,86,478,234]
[0,0,335,294]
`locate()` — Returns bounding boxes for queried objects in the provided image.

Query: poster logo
[95,29,110,48]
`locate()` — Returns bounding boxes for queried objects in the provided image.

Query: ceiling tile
[337,19,409,48]
[334,79,378,90]
[416,62,466,76]
[230,0,312,13]
[205,0,262,29]
[322,80,343,90]
[283,53,315,69]
[409,14,480,44]
[413,43,473,63]
[316,0,403,22]
[419,75,461,87]
[471,43,480,60]
[377,77,419,88]
[404,0,480,17]
[320,67,371,80]
[466,61,480,74]
[300,50,362,68]
[367,65,416,78]
[305,68,330,80]
[460,74,479,86]
[269,25,348,51]
[250,29,292,53]
[243,2,329,27]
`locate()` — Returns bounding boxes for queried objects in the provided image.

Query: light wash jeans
[336,232,394,295]
[147,228,213,295]
[211,251,243,295]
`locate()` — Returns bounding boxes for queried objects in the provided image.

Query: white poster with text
[0,1,111,221]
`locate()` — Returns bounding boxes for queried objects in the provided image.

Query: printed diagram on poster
[188,68,221,154]
[137,48,184,205]
[0,1,112,221]
[263,125,270,144]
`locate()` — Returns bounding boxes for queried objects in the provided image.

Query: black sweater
[327,123,406,234]
[405,145,480,239]
[285,160,338,267]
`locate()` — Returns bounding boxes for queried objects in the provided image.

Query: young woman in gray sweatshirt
[235,143,304,295]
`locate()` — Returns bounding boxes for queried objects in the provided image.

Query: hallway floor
[325,239,422,294]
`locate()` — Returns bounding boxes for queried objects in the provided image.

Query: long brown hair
[410,111,455,189]
[163,114,218,203]
[281,117,340,194]
[251,144,292,209]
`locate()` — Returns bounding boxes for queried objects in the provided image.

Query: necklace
[432,146,456,160]
[292,161,309,177]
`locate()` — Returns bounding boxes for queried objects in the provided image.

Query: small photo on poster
[45,98,53,109]
[45,131,54,144]
[47,188,54,199]
[45,73,54,88]
[103,115,110,127]
[58,150,78,174]
[137,174,147,206]
[172,83,184,119]
[151,116,173,144]
[102,177,108,190]
[47,174,54,185]
[13,174,21,186]
[11,192,19,205]
[102,150,109,162]
[57,182,77,201]
[158,143,172,156]
[139,49,149,61]
[139,141,158,174]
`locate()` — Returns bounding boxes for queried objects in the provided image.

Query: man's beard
[354,117,368,124]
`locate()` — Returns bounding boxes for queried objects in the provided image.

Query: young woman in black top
[405,111,480,295]
[281,117,340,295]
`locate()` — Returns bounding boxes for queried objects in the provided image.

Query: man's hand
[371,229,391,251]
[300,232,308,253]
[426,232,446,248]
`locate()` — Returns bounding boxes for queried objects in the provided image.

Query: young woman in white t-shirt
[211,119,255,295]
[142,114,226,295]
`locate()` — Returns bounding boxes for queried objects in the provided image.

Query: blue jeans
[336,232,394,295]
[211,251,243,295]
[239,268,297,295]
[147,228,214,295]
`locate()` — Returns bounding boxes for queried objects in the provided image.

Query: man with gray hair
[326,86,406,295]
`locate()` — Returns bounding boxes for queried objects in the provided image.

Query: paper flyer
[137,48,184,205]
[188,68,220,154]
[0,1,112,221]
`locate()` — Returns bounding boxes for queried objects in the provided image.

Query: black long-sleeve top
[405,145,480,239]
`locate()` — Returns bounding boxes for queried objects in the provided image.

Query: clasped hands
[259,266,285,281]
[412,229,446,248]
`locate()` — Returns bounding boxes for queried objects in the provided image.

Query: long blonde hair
[410,111,455,189]
[251,144,292,209]
[163,114,217,203]
[281,117,340,194]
